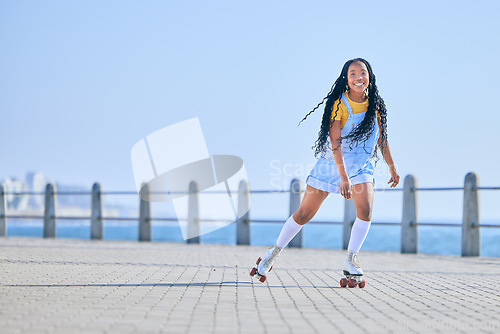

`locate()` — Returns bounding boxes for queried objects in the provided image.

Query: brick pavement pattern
[1,238,499,333]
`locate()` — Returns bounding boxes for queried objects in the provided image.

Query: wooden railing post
[43,183,57,238]
[401,175,418,253]
[0,183,6,237]
[91,182,103,240]
[236,180,250,245]
[187,181,200,244]
[462,172,480,256]
[343,199,357,250]
[288,178,303,248]
[139,183,151,241]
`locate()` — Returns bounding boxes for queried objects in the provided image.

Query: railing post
[462,172,480,256]
[43,183,56,238]
[343,199,356,250]
[139,183,151,241]
[0,183,6,237]
[288,178,303,248]
[236,180,250,245]
[401,174,418,253]
[187,181,200,244]
[91,182,103,240]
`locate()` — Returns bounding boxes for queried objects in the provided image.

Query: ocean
[5,219,500,257]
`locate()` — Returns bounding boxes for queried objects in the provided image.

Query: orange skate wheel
[259,275,267,283]
[348,278,357,288]
[250,267,257,277]
[340,278,348,287]
[358,280,366,289]
[256,257,262,265]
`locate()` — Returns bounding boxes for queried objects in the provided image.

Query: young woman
[250,58,399,287]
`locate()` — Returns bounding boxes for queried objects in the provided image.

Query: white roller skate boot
[340,251,366,288]
[249,244,283,283]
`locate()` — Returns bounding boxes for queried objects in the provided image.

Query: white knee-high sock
[347,217,371,253]
[276,215,303,248]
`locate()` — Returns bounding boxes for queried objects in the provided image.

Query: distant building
[26,171,46,209]
[1,171,47,211]
[1,172,129,217]
[3,177,29,210]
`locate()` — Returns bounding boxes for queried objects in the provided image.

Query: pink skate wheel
[259,275,267,283]
[256,257,262,265]
[358,280,366,289]
[340,278,348,288]
[348,278,357,288]
[250,268,257,277]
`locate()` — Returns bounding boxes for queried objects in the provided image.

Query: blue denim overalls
[306,93,379,193]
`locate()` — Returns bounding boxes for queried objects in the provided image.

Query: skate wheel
[340,278,348,288]
[348,278,357,288]
[358,280,366,289]
[269,265,273,272]
[259,275,267,283]
[256,257,262,265]
[250,267,257,277]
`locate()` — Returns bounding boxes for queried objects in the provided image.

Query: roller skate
[249,244,283,283]
[340,251,366,288]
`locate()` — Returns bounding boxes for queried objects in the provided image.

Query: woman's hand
[388,167,400,188]
[340,177,353,199]
[377,116,400,189]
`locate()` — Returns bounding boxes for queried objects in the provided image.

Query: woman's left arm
[377,116,400,188]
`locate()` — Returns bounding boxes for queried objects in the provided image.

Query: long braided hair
[298,58,387,159]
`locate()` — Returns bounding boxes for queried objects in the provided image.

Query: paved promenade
[1,238,499,333]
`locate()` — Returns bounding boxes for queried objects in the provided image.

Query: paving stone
[1,237,500,333]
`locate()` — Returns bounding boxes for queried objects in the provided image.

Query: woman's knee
[352,183,374,221]
[356,206,372,221]
[293,209,315,225]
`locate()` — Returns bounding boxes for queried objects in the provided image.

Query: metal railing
[0,172,498,256]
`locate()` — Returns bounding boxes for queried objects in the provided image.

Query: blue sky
[1,0,499,222]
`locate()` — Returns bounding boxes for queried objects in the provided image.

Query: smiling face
[347,61,370,94]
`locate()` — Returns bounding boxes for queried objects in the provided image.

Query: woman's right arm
[330,120,351,199]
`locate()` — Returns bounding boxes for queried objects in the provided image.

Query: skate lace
[351,253,361,268]
[263,245,281,267]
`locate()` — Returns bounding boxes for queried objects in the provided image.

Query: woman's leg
[348,182,374,252]
[341,182,374,279]
[275,185,329,248]
[254,185,330,278]
[351,182,374,221]
[293,184,330,225]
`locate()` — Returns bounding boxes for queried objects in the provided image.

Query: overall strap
[341,93,354,118]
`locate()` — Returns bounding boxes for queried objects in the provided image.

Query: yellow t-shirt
[330,94,377,129]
